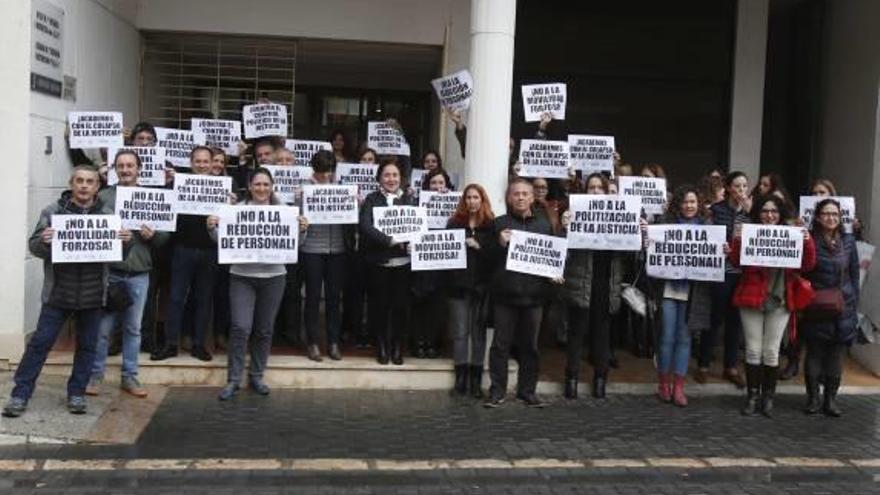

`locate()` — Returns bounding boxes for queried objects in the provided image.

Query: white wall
[0,0,141,360]
[137,0,452,45]
[0,0,36,359]
[817,0,880,323]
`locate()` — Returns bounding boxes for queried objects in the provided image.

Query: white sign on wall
[31,0,64,97]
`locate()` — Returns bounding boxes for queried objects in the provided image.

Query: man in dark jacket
[485,178,554,408]
[3,166,131,417]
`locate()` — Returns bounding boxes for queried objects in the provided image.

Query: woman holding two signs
[729,196,816,417]
[358,157,418,366]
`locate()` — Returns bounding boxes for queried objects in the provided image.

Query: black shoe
[823,375,842,417]
[452,365,468,395]
[516,392,545,408]
[609,355,620,369]
[563,372,578,400]
[328,343,342,361]
[483,394,505,409]
[2,397,27,418]
[414,343,427,359]
[741,364,762,416]
[803,375,821,415]
[66,395,87,415]
[376,339,389,365]
[307,344,323,362]
[592,369,607,399]
[469,365,484,399]
[150,347,178,361]
[391,341,404,365]
[760,365,778,418]
[191,347,213,362]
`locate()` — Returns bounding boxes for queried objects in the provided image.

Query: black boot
[823,375,842,417]
[391,340,404,365]
[452,365,467,395]
[740,364,761,416]
[592,369,607,399]
[803,374,821,415]
[564,371,578,399]
[469,365,484,398]
[761,365,778,418]
[376,337,389,365]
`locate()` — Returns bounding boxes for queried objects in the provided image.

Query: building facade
[0,0,878,360]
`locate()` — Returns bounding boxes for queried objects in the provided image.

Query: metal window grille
[141,33,297,132]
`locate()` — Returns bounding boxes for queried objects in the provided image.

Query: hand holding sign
[431,70,473,111]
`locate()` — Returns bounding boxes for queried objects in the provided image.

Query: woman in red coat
[729,195,816,418]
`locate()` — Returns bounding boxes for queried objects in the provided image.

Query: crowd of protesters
[1,110,866,424]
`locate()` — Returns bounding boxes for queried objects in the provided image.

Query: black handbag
[105,281,133,312]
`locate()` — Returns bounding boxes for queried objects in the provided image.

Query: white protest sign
[336,162,378,195]
[284,139,333,167]
[173,173,232,215]
[410,168,426,192]
[217,205,299,265]
[619,176,667,215]
[242,103,288,139]
[799,196,856,234]
[566,194,642,251]
[155,127,195,168]
[646,225,726,282]
[431,70,473,111]
[302,184,358,224]
[106,146,166,187]
[506,230,568,279]
[857,241,875,289]
[368,121,410,156]
[740,224,804,269]
[67,112,123,149]
[114,186,177,232]
[191,119,242,156]
[411,229,467,271]
[262,165,312,204]
[372,206,428,243]
[419,191,462,229]
[518,139,570,179]
[51,214,122,263]
[568,135,615,175]
[521,83,567,122]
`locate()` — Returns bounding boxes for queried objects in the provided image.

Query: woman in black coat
[801,198,860,417]
[358,157,417,365]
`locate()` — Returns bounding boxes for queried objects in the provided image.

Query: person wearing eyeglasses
[729,196,816,417]
[800,198,860,417]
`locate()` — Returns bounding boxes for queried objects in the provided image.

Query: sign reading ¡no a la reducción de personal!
[217,205,299,265]
[739,224,804,269]
[51,214,122,263]
[645,225,726,282]
[506,230,568,279]
[114,186,177,232]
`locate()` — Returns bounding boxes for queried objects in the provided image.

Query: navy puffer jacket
[802,233,860,344]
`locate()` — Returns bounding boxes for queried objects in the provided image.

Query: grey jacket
[563,250,624,312]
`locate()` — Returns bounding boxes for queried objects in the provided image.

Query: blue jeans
[92,271,150,380]
[12,305,102,400]
[165,246,217,350]
[659,299,691,376]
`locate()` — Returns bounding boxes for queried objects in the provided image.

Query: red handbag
[790,274,815,311]
[803,288,844,321]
